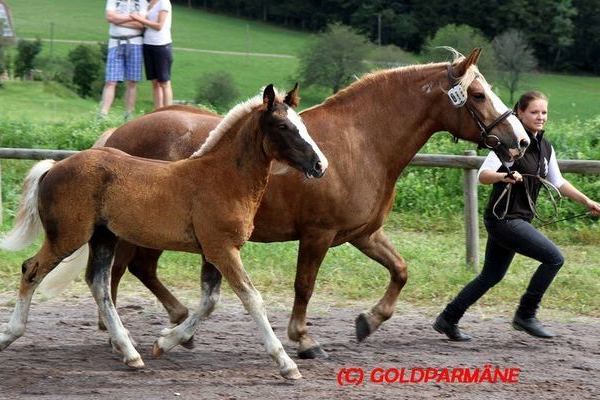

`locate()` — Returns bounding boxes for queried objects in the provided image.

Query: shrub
[68,44,105,99]
[194,71,240,112]
[14,38,42,79]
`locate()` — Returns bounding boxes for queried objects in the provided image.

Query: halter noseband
[446,65,513,149]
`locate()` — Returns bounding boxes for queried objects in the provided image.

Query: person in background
[131,0,173,109]
[99,0,148,120]
[433,91,600,341]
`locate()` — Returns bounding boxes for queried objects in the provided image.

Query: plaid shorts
[105,44,143,82]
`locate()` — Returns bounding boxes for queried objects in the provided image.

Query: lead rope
[491,171,563,222]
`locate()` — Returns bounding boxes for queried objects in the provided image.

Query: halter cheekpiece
[446,65,513,149]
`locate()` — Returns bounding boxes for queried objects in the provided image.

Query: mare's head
[260,84,328,178]
[442,48,529,162]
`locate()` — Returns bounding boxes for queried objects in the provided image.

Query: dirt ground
[0,291,598,400]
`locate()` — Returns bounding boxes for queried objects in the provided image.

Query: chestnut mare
[49,49,529,359]
[0,85,327,379]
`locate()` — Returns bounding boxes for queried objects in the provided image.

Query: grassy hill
[2,0,599,122]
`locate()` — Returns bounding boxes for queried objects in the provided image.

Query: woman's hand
[585,199,600,216]
[501,171,523,184]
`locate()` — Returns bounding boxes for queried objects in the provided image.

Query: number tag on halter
[448,85,467,107]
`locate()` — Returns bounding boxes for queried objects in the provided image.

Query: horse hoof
[152,341,164,358]
[281,367,302,380]
[298,346,328,359]
[355,313,372,342]
[126,357,145,369]
[180,336,195,350]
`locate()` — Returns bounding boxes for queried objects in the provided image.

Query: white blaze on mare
[286,107,329,172]
[480,78,528,145]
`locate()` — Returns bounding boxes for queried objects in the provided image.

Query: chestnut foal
[0,84,327,379]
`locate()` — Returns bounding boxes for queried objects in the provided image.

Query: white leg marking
[155,281,221,352]
[90,273,143,367]
[0,291,34,350]
[238,286,301,379]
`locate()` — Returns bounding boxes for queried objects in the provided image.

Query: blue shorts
[105,44,143,82]
[143,44,173,82]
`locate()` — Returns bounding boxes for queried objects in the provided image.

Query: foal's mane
[305,50,481,111]
[190,88,286,158]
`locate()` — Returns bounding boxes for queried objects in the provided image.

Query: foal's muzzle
[305,160,326,179]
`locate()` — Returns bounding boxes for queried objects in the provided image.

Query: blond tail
[37,244,89,298]
[0,159,55,251]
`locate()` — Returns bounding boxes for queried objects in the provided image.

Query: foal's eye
[278,124,288,130]
[473,93,485,101]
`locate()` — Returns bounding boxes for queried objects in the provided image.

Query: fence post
[463,150,479,271]
[0,160,3,227]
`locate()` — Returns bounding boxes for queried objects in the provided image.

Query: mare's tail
[37,244,89,298]
[0,159,55,251]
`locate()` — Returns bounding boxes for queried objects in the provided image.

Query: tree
[422,24,497,78]
[492,30,537,104]
[15,38,42,79]
[298,23,371,93]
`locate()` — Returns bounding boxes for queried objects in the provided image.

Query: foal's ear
[453,48,482,77]
[284,82,300,108]
[263,84,276,110]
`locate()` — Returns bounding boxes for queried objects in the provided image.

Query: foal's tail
[0,159,55,251]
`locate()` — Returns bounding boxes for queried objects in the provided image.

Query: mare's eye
[473,93,485,101]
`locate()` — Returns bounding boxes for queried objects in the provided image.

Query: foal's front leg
[154,247,301,380]
[87,229,143,368]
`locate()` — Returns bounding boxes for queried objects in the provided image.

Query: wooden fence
[1,147,599,271]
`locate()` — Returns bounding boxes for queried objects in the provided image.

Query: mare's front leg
[154,247,300,380]
[287,230,336,359]
[87,227,143,368]
[351,228,407,341]
[0,243,62,350]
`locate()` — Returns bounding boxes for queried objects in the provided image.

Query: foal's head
[260,84,328,178]
[443,48,530,162]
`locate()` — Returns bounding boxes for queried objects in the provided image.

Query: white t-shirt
[143,0,172,45]
[106,0,148,48]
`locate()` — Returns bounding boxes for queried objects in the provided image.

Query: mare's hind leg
[0,243,64,350]
[86,227,143,368]
[127,247,190,325]
[287,230,335,359]
[154,247,300,380]
[351,228,407,341]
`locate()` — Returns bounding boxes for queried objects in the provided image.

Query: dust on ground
[0,292,598,400]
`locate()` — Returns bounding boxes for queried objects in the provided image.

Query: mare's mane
[190,88,286,158]
[303,50,481,112]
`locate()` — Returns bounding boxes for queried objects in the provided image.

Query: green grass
[1,213,598,316]
[5,0,600,122]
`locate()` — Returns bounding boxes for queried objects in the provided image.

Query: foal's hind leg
[87,228,143,368]
[154,247,300,380]
[0,243,63,350]
[351,228,407,341]
[287,231,335,359]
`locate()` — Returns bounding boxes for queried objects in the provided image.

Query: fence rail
[2,147,599,270]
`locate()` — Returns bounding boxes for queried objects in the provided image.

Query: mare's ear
[284,82,300,108]
[452,48,482,77]
[263,84,275,110]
